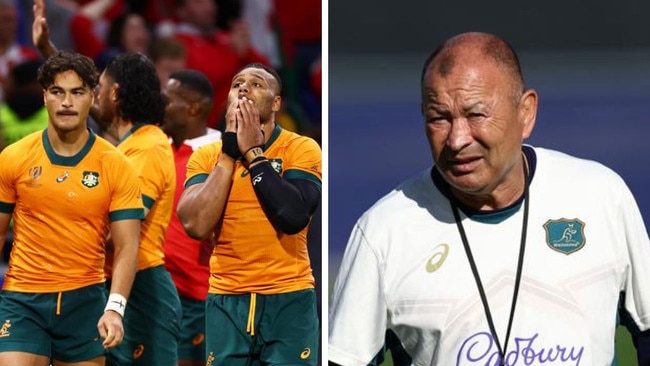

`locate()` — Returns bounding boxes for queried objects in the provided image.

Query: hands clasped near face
[225,96,265,156]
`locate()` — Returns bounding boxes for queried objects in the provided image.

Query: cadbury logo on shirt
[457,331,584,365]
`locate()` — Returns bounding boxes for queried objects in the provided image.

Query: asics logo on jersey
[300,348,311,359]
[425,243,450,273]
[543,218,586,255]
[56,171,69,183]
[0,320,11,338]
[458,331,584,365]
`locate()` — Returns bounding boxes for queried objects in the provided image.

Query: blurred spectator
[273,0,321,136]
[0,0,39,101]
[169,0,269,129]
[0,59,47,151]
[241,0,279,68]
[0,59,48,266]
[70,0,150,69]
[150,36,186,89]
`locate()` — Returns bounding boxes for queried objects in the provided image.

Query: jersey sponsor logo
[300,347,311,359]
[543,219,586,255]
[425,243,450,273]
[458,331,584,365]
[240,158,283,177]
[192,332,205,346]
[0,320,11,338]
[132,344,144,359]
[56,171,69,183]
[81,171,100,188]
[27,166,43,187]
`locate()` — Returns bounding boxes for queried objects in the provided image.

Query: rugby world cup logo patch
[543,218,586,255]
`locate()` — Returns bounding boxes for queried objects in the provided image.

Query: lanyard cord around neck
[450,162,530,366]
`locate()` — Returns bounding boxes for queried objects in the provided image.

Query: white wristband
[104,293,127,317]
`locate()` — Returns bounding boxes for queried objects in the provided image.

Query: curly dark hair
[37,51,98,90]
[104,52,165,124]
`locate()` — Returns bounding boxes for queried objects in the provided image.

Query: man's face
[161,78,189,135]
[228,67,280,123]
[421,57,532,196]
[95,71,117,130]
[44,70,93,133]
[121,14,150,54]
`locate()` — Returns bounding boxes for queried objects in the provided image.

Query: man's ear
[519,89,538,139]
[272,96,281,112]
[111,83,119,103]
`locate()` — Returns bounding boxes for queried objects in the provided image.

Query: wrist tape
[104,293,127,317]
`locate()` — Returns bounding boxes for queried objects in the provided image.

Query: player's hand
[225,97,239,133]
[32,0,50,50]
[97,311,124,349]
[236,97,264,154]
[222,98,241,160]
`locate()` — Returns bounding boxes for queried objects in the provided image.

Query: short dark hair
[104,52,165,124]
[37,51,99,90]
[169,69,213,99]
[421,33,525,100]
[239,63,282,95]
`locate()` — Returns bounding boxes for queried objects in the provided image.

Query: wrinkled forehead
[232,68,272,83]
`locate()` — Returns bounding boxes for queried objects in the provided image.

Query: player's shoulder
[1,129,44,155]
[93,135,136,165]
[274,126,321,152]
[192,139,222,158]
[0,130,43,173]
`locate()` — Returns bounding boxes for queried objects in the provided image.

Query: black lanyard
[450,163,529,366]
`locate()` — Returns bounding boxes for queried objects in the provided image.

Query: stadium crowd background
[0,0,322,311]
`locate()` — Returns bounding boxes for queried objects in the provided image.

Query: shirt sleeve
[0,146,18,212]
[328,215,387,366]
[283,137,322,188]
[128,145,173,210]
[185,141,221,188]
[108,153,145,222]
[620,178,650,330]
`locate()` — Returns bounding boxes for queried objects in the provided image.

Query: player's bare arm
[98,218,139,348]
[177,102,237,240]
[235,96,320,234]
[32,0,57,59]
[0,212,11,256]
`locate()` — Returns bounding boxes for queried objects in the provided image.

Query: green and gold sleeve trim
[109,208,145,222]
[284,169,321,190]
[142,194,155,210]
[0,201,15,214]
[185,173,209,189]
